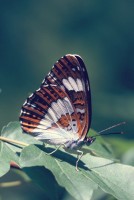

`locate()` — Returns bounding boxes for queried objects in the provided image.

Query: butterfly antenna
[91,122,126,138]
[92,131,124,138]
[98,121,126,134]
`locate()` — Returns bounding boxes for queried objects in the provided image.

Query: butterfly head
[84,136,96,146]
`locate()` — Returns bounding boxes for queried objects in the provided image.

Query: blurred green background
[0,0,134,199]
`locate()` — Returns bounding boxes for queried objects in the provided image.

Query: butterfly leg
[76,150,83,171]
[45,144,62,155]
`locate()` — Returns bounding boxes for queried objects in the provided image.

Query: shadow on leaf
[34,144,114,171]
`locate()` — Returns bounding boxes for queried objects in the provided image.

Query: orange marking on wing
[21,125,35,133]
[35,101,49,111]
[36,91,53,105]
[42,86,59,101]
[65,55,75,64]
[52,86,66,99]
[77,112,85,121]
[57,58,73,78]
[57,115,69,127]
[52,64,65,80]
[58,56,81,81]
[21,121,38,128]
[73,99,85,105]
[55,62,65,73]
[80,113,89,137]
[65,55,80,68]
[22,106,44,117]
[20,116,41,123]
[77,107,89,138]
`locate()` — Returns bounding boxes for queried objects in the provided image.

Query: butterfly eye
[84,137,96,146]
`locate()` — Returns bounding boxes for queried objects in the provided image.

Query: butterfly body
[20,54,94,153]
[64,137,96,150]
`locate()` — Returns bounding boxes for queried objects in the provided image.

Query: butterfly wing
[43,54,92,139]
[19,54,91,144]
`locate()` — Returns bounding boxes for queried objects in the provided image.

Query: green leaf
[81,154,134,200]
[122,148,134,166]
[20,145,134,200]
[23,167,71,200]
[1,122,133,199]
[0,122,42,177]
[0,158,10,177]
[20,145,98,200]
[0,141,19,177]
[1,122,42,153]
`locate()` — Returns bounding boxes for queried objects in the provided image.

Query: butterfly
[19,54,96,170]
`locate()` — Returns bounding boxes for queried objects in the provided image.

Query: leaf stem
[0,136,28,147]
[0,181,21,187]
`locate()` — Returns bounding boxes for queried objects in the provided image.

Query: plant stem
[0,136,28,147]
[0,181,21,187]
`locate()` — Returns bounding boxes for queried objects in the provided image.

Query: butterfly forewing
[20,54,91,144]
[43,54,92,138]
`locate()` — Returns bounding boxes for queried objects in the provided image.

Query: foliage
[0,122,134,200]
